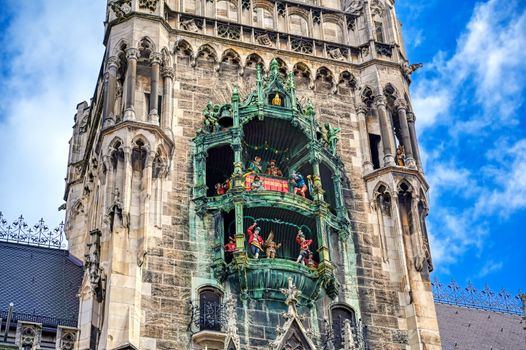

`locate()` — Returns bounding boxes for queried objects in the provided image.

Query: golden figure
[264,231,281,259]
[271,93,282,106]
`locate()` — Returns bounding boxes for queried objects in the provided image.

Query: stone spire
[223,296,240,350]
[270,277,317,350]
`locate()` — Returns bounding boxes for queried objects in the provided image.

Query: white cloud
[476,139,526,216]
[409,0,526,271]
[412,0,526,133]
[477,260,504,278]
[0,0,105,225]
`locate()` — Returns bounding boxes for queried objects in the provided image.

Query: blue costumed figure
[290,172,308,198]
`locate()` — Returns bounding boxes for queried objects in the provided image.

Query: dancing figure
[247,156,263,174]
[247,222,264,259]
[290,173,308,198]
[295,230,313,264]
[265,160,283,177]
[264,231,281,259]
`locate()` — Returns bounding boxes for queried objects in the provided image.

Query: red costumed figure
[224,236,236,253]
[295,230,313,264]
[247,222,265,259]
[215,183,225,195]
[304,253,318,269]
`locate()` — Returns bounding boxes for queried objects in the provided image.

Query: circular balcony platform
[227,258,323,303]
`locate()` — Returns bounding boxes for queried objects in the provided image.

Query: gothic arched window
[290,14,309,37]
[323,21,343,43]
[253,7,274,29]
[375,21,385,43]
[198,287,223,331]
[217,0,238,21]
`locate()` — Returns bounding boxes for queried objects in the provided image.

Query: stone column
[395,99,416,168]
[149,52,162,124]
[356,103,373,173]
[374,95,395,166]
[161,66,175,130]
[407,112,423,171]
[103,56,120,127]
[124,48,139,121]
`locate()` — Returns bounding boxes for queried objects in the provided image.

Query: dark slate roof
[0,241,83,327]
[436,302,526,350]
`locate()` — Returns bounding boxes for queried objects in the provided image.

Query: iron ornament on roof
[432,277,523,316]
[0,212,67,249]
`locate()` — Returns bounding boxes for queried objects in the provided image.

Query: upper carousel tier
[193,59,347,220]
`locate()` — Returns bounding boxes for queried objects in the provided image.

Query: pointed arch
[322,15,344,43]
[338,70,357,91]
[383,83,399,102]
[220,48,241,65]
[293,62,312,89]
[196,44,218,62]
[373,181,391,197]
[270,57,288,78]
[107,137,124,155]
[397,178,414,193]
[245,53,265,69]
[138,36,156,59]
[360,85,374,105]
[314,66,335,91]
[112,39,129,56]
[174,39,194,58]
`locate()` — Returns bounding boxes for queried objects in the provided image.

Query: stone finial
[56,326,79,350]
[223,296,240,350]
[343,320,356,350]
[280,277,302,309]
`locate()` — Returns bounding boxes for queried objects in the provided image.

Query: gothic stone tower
[64,0,441,349]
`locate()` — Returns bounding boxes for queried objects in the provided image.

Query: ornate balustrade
[221,258,340,302]
[432,278,524,316]
[173,13,368,64]
[0,212,67,250]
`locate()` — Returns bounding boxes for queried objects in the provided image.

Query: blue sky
[0,0,524,294]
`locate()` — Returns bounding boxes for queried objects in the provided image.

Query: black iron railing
[0,310,77,328]
[319,318,368,350]
[189,300,227,334]
[432,278,523,316]
[0,212,67,249]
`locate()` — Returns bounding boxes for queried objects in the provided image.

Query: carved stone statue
[107,188,128,231]
[203,101,220,133]
[343,0,364,15]
[324,123,341,155]
[396,144,406,166]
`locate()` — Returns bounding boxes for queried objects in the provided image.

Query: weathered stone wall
[135,37,412,349]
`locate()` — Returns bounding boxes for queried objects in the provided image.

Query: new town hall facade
[64,0,439,349]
